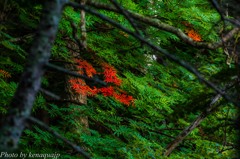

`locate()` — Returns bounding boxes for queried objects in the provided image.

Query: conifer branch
[46,63,107,86]
[27,117,91,159]
[85,1,240,49]
[67,1,240,107]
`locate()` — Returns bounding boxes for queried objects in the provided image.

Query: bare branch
[28,117,91,159]
[164,82,237,156]
[164,93,222,156]
[110,0,141,35]
[210,0,225,20]
[46,63,107,86]
[210,0,240,27]
[40,88,61,100]
[150,130,175,139]
[47,99,85,105]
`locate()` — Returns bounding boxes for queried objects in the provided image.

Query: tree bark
[0,0,65,151]
[65,0,89,135]
[80,0,87,50]
[65,61,89,133]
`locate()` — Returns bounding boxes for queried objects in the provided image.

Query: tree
[0,0,239,158]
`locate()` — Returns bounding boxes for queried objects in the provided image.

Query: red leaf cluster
[113,93,134,106]
[0,69,11,78]
[182,21,202,42]
[75,59,96,77]
[69,78,98,96]
[186,29,202,42]
[99,86,115,96]
[102,63,122,86]
[98,87,134,106]
[69,60,134,106]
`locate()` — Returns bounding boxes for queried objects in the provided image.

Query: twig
[67,1,240,107]
[210,0,225,20]
[40,88,61,100]
[225,19,240,28]
[46,63,107,86]
[110,0,141,35]
[70,22,84,52]
[150,130,175,139]
[158,128,184,131]
[28,117,91,159]
[47,99,85,105]
[210,0,240,27]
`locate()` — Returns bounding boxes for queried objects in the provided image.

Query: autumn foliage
[102,63,122,86]
[69,59,134,106]
[75,59,96,77]
[187,29,202,42]
[0,69,11,78]
[182,21,202,42]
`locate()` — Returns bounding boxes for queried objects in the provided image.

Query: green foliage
[0,79,17,114]
[1,0,238,158]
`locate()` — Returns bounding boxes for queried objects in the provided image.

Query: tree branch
[85,1,240,49]
[164,82,236,156]
[47,99,85,105]
[40,88,61,100]
[46,63,107,86]
[28,117,91,159]
[110,0,141,35]
[164,95,222,156]
[210,0,240,27]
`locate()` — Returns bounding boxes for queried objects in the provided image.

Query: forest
[0,0,239,158]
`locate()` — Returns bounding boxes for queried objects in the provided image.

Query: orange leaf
[75,59,97,77]
[187,29,202,42]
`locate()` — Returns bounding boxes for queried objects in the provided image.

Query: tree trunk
[64,0,89,134]
[0,0,65,151]
[65,60,89,133]
[80,0,87,50]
